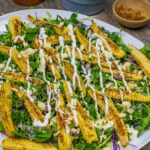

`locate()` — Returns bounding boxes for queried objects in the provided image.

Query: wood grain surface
[0,0,150,149]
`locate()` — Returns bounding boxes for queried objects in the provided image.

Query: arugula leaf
[33,132,51,142]
[24,27,39,45]
[0,33,13,46]
[0,122,4,131]
[108,32,130,53]
[0,53,8,63]
[45,26,56,36]
[88,103,97,120]
[64,13,79,26]
[141,44,150,59]
[29,53,41,71]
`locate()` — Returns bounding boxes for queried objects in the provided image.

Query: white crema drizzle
[67,24,84,99]
[94,37,109,115]
[34,48,52,127]
[38,28,48,46]
[0,37,18,78]
[51,64,57,82]
[26,58,34,102]
[57,33,81,127]
[97,35,131,93]
[93,35,117,88]
[58,36,67,80]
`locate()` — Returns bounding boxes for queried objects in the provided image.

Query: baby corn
[63,80,98,143]
[76,102,98,144]
[46,35,71,45]
[129,44,150,80]
[15,89,44,122]
[28,15,69,35]
[57,113,72,150]
[0,46,32,74]
[64,61,86,97]
[2,138,58,150]
[106,88,150,102]
[91,21,126,59]
[0,82,16,137]
[3,72,44,85]
[75,28,96,53]
[9,16,21,42]
[88,88,128,147]
[102,67,142,81]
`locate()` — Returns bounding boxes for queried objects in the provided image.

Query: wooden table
[0,0,150,149]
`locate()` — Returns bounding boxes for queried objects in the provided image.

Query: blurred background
[0,0,149,45]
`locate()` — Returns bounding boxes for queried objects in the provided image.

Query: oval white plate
[0,9,149,150]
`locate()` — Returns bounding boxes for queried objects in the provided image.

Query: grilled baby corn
[63,80,98,143]
[46,35,71,45]
[102,67,142,81]
[15,89,44,122]
[28,15,69,35]
[3,72,44,85]
[75,28,96,53]
[2,138,58,150]
[0,46,32,74]
[64,46,116,69]
[88,88,128,147]
[57,113,72,150]
[0,82,16,137]
[44,54,61,80]
[91,21,126,59]
[9,16,21,42]
[129,44,150,80]
[76,102,98,144]
[106,88,150,102]
[64,61,86,97]
[49,84,72,150]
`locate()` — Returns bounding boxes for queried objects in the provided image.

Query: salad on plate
[0,12,150,150]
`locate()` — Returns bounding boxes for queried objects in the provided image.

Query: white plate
[0,9,149,150]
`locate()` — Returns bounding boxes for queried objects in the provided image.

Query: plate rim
[0,8,149,150]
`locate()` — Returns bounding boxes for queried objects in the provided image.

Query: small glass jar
[13,0,44,6]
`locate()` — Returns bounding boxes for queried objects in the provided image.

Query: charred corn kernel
[88,88,128,147]
[46,35,71,45]
[58,92,65,109]
[3,72,44,85]
[2,138,58,150]
[129,44,150,80]
[64,61,86,97]
[63,80,71,103]
[75,28,96,53]
[53,24,69,36]
[15,89,44,122]
[33,36,40,48]
[0,82,15,137]
[102,67,142,81]
[9,16,21,42]
[57,113,72,150]
[76,102,98,144]
[0,46,32,74]
[48,63,61,80]
[106,88,150,102]
[91,21,126,59]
